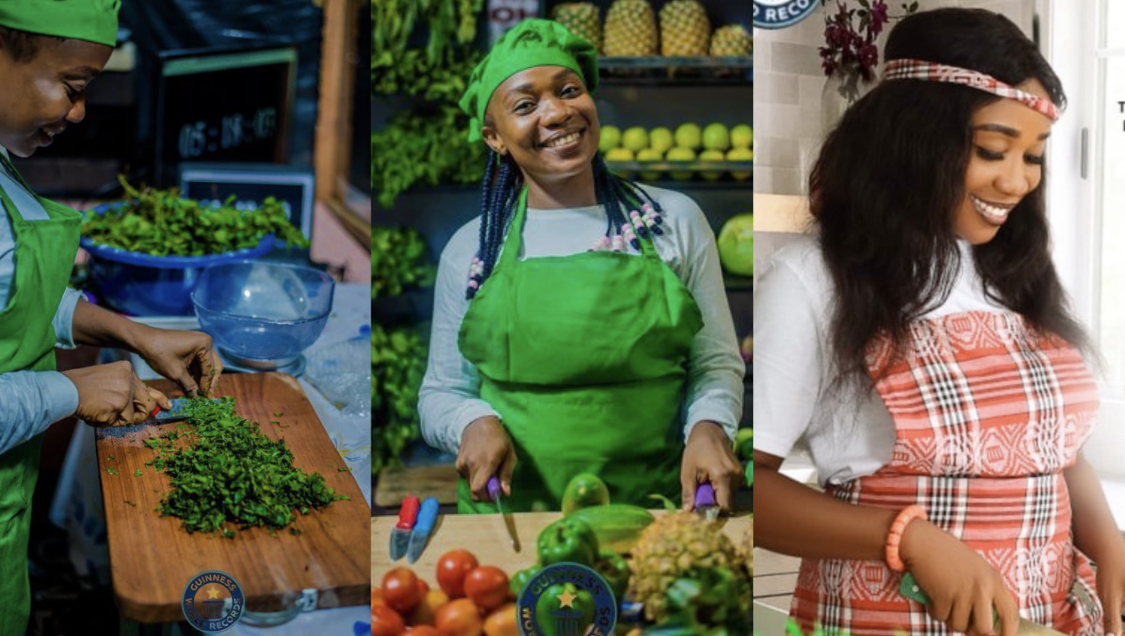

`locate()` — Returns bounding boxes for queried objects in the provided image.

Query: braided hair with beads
[465,150,666,299]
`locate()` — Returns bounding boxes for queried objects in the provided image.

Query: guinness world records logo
[754,0,820,29]
[516,563,617,636]
[182,569,245,633]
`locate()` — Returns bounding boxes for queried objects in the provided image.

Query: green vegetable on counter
[82,175,309,256]
[537,517,600,567]
[509,564,543,598]
[145,396,348,538]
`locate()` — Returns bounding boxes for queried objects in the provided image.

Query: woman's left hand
[681,421,744,513]
[135,327,223,397]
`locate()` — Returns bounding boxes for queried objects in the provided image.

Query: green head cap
[458,18,598,143]
[0,0,121,48]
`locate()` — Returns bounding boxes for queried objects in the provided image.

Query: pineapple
[658,0,711,57]
[552,3,602,53]
[603,0,658,57]
[627,512,750,622]
[710,24,753,57]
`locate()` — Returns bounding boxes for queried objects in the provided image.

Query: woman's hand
[681,421,744,513]
[1095,552,1125,636]
[900,518,1020,636]
[456,416,516,502]
[135,326,223,397]
[62,360,172,427]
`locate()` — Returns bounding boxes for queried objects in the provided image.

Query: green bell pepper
[593,550,630,604]
[537,517,600,567]
[534,582,596,636]
[510,563,543,597]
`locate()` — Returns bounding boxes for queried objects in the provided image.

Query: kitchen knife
[488,475,520,552]
[406,497,440,564]
[900,572,1069,636]
[694,482,720,521]
[143,398,221,425]
[388,496,420,562]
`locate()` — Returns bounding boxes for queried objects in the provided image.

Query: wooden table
[96,373,371,622]
[371,511,752,581]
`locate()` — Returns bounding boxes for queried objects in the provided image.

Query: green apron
[0,153,81,633]
[457,189,703,513]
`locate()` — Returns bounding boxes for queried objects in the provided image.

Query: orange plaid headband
[882,58,1061,121]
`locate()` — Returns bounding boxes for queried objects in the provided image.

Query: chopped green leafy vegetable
[107,467,118,476]
[145,396,348,539]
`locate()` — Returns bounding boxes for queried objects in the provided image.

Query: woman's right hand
[900,518,1020,636]
[456,416,516,502]
[62,361,172,427]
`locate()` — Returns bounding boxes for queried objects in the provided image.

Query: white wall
[752,0,1036,196]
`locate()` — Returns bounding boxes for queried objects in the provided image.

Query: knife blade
[488,475,520,552]
[388,496,420,562]
[693,482,720,521]
[900,572,1068,635]
[406,497,440,564]
[143,398,222,425]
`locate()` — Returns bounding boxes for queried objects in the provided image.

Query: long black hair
[811,8,1092,385]
[466,150,663,299]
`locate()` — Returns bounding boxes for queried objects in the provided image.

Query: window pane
[1098,54,1125,382]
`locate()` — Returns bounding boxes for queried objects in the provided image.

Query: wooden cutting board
[96,373,370,623]
[371,511,752,582]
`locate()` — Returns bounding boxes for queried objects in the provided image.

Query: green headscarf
[0,0,120,48]
[458,18,598,142]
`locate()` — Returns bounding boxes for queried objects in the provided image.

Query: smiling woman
[417,19,745,517]
[751,7,1125,636]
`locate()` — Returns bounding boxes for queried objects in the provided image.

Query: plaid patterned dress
[789,310,1104,636]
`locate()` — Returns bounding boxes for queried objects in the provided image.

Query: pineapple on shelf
[710,23,753,57]
[603,0,658,57]
[658,0,711,57]
[552,3,602,53]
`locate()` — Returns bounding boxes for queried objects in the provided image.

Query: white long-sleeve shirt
[0,148,81,454]
[418,184,745,454]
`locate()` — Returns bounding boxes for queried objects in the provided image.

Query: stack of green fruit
[600,123,752,181]
[371,324,430,476]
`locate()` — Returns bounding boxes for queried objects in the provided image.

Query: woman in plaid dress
[754,9,1122,636]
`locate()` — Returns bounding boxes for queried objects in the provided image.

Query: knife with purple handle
[694,482,719,521]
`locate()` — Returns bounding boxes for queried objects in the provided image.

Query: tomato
[463,566,510,612]
[402,628,441,636]
[371,606,405,636]
[482,603,518,636]
[417,578,431,596]
[435,550,479,599]
[383,567,423,614]
[410,589,450,626]
[435,598,484,636]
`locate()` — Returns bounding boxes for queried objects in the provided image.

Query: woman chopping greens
[418,19,745,514]
[0,1,221,630]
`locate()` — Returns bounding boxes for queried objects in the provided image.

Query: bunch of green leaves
[371,324,429,476]
[81,175,310,256]
[372,0,483,101]
[144,396,348,539]
[644,568,752,636]
[371,105,486,209]
[371,226,435,299]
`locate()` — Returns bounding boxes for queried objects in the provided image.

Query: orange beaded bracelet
[885,504,927,572]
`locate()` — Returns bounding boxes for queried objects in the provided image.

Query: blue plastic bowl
[80,202,274,316]
[191,260,335,367]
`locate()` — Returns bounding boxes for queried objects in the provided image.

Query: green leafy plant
[372,0,483,101]
[371,105,486,209]
[81,176,310,256]
[371,226,436,299]
[144,396,348,538]
[371,324,429,476]
[644,568,752,636]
